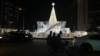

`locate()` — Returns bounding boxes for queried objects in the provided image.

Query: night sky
[6,0,77,31]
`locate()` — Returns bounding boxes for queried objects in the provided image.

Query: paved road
[0,40,67,56]
[0,39,99,56]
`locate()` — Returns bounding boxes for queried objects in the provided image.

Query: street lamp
[18,8,22,11]
[18,7,25,30]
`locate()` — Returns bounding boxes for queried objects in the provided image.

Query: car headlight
[25,35,28,38]
[0,36,2,39]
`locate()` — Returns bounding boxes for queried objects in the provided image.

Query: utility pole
[18,8,25,30]
[23,10,25,31]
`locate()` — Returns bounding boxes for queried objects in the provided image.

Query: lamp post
[18,7,25,30]
[23,9,25,31]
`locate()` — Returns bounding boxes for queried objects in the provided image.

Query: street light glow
[18,8,22,11]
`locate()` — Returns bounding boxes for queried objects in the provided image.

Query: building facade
[77,0,100,31]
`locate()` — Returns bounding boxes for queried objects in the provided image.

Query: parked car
[73,34,100,52]
[2,31,33,42]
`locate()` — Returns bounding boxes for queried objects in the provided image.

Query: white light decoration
[33,3,71,38]
[52,2,55,6]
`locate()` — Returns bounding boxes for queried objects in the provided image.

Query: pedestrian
[47,31,53,46]
[47,31,54,54]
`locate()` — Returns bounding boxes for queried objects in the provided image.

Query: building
[77,0,100,31]
[0,1,23,34]
[88,0,100,32]
[77,0,88,31]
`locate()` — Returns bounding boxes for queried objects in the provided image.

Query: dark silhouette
[47,31,68,55]
[46,31,54,55]
[55,31,66,52]
[52,31,68,53]
[47,31,53,46]
[51,32,58,52]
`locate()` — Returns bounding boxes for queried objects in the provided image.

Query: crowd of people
[46,31,68,54]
